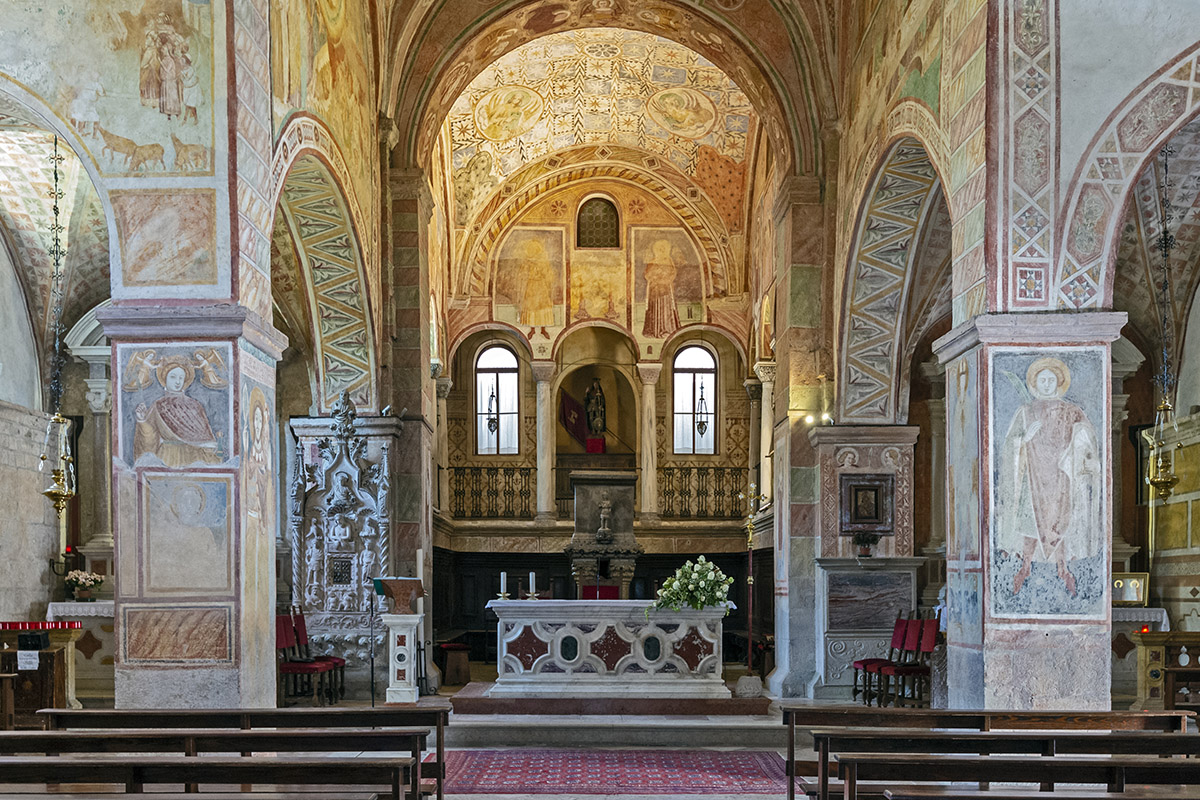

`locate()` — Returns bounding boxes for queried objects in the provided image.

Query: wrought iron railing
[449,466,534,519]
[658,465,747,519]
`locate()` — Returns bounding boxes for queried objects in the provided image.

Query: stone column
[435,376,452,514]
[1110,338,1144,563]
[744,378,762,493]
[70,345,114,591]
[934,312,1125,710]
[921,361,947,608]
[531,361,556,523]
[384,169,438,689]
[636,362,662,520]
[753,362,776,506]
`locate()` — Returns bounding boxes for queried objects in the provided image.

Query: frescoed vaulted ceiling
[0,100,110,356]
[445,28,756,234]
[1113,118,1200,375]
[384,0,836,176]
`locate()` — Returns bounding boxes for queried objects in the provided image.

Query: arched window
[673,345,716,454]
[576,197,620,248]
[476,345,519,455]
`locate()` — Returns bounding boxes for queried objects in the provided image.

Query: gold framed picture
[1113,572,1149,607]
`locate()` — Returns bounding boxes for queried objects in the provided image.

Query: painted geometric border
[840,138,943,422]
[1058,46,1200,309]
[278,159,376,412]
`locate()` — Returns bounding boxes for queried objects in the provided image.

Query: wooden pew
[885,789,1200,800]
[38,703,450,800]
[0,794,381,800]
[0,753,415,799]
[0,675,12,732]
[779,705,1194,800]
[838,752,1200,800]
[810,728,1200,800]
[0,728,428,796]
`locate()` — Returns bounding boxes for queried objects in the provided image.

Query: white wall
[0,244,41,408]
[1059,1,1200,200]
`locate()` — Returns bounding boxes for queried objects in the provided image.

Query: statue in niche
[585,378,606,435]
[596,491,613,544]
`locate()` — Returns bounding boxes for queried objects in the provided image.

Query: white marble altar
[485,599,730,698]
[1113,606,1170,702]
[382,613,423,703]
[47,601,114,706]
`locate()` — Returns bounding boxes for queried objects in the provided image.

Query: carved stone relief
[289,391,395,670]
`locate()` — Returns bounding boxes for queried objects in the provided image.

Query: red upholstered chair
[878,614,940,707]
[851,613,907,704]
[291,608,345,700]
[277,614,334,706]
[868,616,922,706]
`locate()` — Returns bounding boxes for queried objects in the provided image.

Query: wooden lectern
[372,577,425,615]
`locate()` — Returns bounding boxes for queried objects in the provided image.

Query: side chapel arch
[269,118,379,413]
[839,137,947,423]
[1059,40,1200,309]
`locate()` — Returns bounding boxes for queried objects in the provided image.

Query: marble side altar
[47,601,115,705]
[813,557,923,697]
[486,599,730,698]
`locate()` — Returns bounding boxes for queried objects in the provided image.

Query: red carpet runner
[443,748,787,794]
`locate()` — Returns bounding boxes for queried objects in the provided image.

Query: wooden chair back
[275,614,296,652]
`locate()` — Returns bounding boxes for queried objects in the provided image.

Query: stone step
[444,713,793,749]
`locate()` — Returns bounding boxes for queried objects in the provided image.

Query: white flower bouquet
[64,570,104,590]
[650,555,734,616]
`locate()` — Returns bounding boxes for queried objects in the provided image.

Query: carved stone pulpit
[564,470,642,598]
[287,391,402,699]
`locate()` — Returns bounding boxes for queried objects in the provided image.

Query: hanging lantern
[486,387,499,434]
[695,383,709,436]
[41,136,76,519]
[1148,143,1180,500]
[39,413,76,516]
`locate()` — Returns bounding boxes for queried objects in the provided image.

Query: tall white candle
[500,571,507,595]
[529,571,536,595]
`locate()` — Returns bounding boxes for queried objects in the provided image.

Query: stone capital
[920,360,946,390]
[808,423,920,449]
[934,311,1127,364]
[388,168,426,199]
[753,361,777,384]
[773,175,821,219]
[635,362,662,385]
[435,376,454,399]
[530,360,556,384]
[96,304,288,360]
[84,377,111,414]
[743,377,762,401]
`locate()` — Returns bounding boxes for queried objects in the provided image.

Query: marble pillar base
[383,613,423,704]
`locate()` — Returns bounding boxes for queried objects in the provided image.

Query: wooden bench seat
[838,753,1200,800]
[0,753,415,800]
[883,788,1200,800]
[0,794,381,800]
[809,728,1200,800]
[38,704,450,800]
[0,727,433,795]
[780,705,1195,800]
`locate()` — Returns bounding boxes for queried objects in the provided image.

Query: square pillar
[934,312,1125,709]
[102,306,285,708]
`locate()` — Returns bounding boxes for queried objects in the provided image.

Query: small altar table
[485,599,731,698]
[47,601,116,705]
